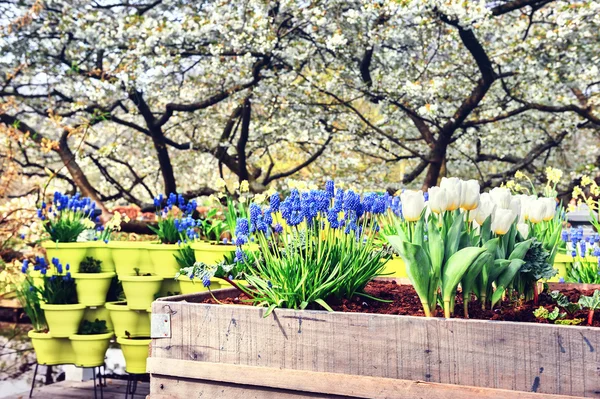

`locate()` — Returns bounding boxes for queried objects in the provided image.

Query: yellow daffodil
[514,170,525,179]
[239,180,249,193]
[545,167,562,184]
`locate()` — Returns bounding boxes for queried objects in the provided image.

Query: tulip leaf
[444,212,464,263]
[509,239,533,261]
[491,259,525,308]
[480,215,492,243]
[442,246,485,302]
[387,236,431,310]
[488,258,511,283]
[461,252,491,299]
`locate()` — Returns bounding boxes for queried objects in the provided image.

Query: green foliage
[133,267,151,277]
[385,210,486,318]
[174,244,196,269]
[105,276,125,302]
[199,208,228,241]
[148,218,180,244]
[239,223,389,316]
[578,290,600,310]
[15,279,46,332]
[566,259,600,284]
[79,257,102,273]
[78,319,108,335]
[40,275,78,305]
[533,306,564,321]
[555,318,584,325]
[550,290,580,315]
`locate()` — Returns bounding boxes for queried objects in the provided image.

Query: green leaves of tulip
[441,246,485,317]
[387,236,435,316]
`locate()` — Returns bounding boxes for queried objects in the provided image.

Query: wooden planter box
[148,287,600,399]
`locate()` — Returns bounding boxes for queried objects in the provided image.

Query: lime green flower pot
[381,256,407,278]
[87,241,115,272]
[177,276,221,295]
[73,272,116,306]
[191,241,236,265]
[159,279,181,297]
[119,275,163,310]
[147,243,181,278]
[548,253,573,282]
[84,305,113,332]
[28,331,75,365]
[117,336,151,374]
[41,241,90,273]
[40,303,86,338]
[109,241,153,276]
[69,332,113,367]
[105,302,150,337]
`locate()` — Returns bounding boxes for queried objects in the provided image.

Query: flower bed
[149,286,600,398]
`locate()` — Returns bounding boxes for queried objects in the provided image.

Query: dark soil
[202,280,600,327]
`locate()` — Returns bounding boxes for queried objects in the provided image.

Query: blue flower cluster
[233,180,396,246]
[562,226,600,263]
[174,215,201,242]
[21,256,71,280]
[154,193,197,217]
[37,192,96,221]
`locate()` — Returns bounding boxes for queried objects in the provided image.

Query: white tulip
[490,187,512,209]
[491,208,515,235]
[440,177,462,211]
[517,194,537,221]
[517,223,530,239]
[401,190,425,222]
[509,196,521,222]
[460,179,480,211]
[474,193,496,225]
[528,198,546,224]
[542,197,557,221]
[428,187,448,214]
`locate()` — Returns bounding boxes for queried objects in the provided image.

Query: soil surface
[202,280,600,327]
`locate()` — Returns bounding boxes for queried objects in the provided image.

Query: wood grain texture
[147,358,586,399]
[151,288,600,397]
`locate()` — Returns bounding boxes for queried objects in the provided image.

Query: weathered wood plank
[147,358,586,399]
[151,289,600,397]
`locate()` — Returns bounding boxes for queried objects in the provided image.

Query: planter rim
[190,241,237,251]
[117,336,151,345]
[41,241,90,248]
[28,330,53,339]
[146,242,180,249]
[86,240,112,248]
[105,302,137,311]
[72,272,116,279]
[40,303,86,310]
[107,241,150,248]
[157,286,599,332]
[119,275,163,282]
[69,332,114,341]
[177,275,220,284]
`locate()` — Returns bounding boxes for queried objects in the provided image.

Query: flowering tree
[0,0,599,211]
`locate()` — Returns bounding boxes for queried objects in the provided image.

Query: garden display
[148,177,600,398]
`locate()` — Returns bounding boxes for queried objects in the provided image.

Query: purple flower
[558,277,565,283]
[202,274,211,288]
[21,259,29,274]
[273,223,283,234]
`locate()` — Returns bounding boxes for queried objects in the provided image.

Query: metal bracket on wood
[151,313,171,338]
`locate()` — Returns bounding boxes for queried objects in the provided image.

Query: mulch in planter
[202,280,600,327]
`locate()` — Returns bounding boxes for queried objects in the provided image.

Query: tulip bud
[428,187,448,214]
[528,198,546,224]
[491,208,516,235]
[542,197,557,221]
[460,180,480,211]
[517,194,537,221]
[401,190,425,222]
[440,177,463,211]
[490,187,511,209]
[474,193,496,225]
[517,223,530,239]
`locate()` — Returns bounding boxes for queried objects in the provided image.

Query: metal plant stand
[29,363,106,399]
